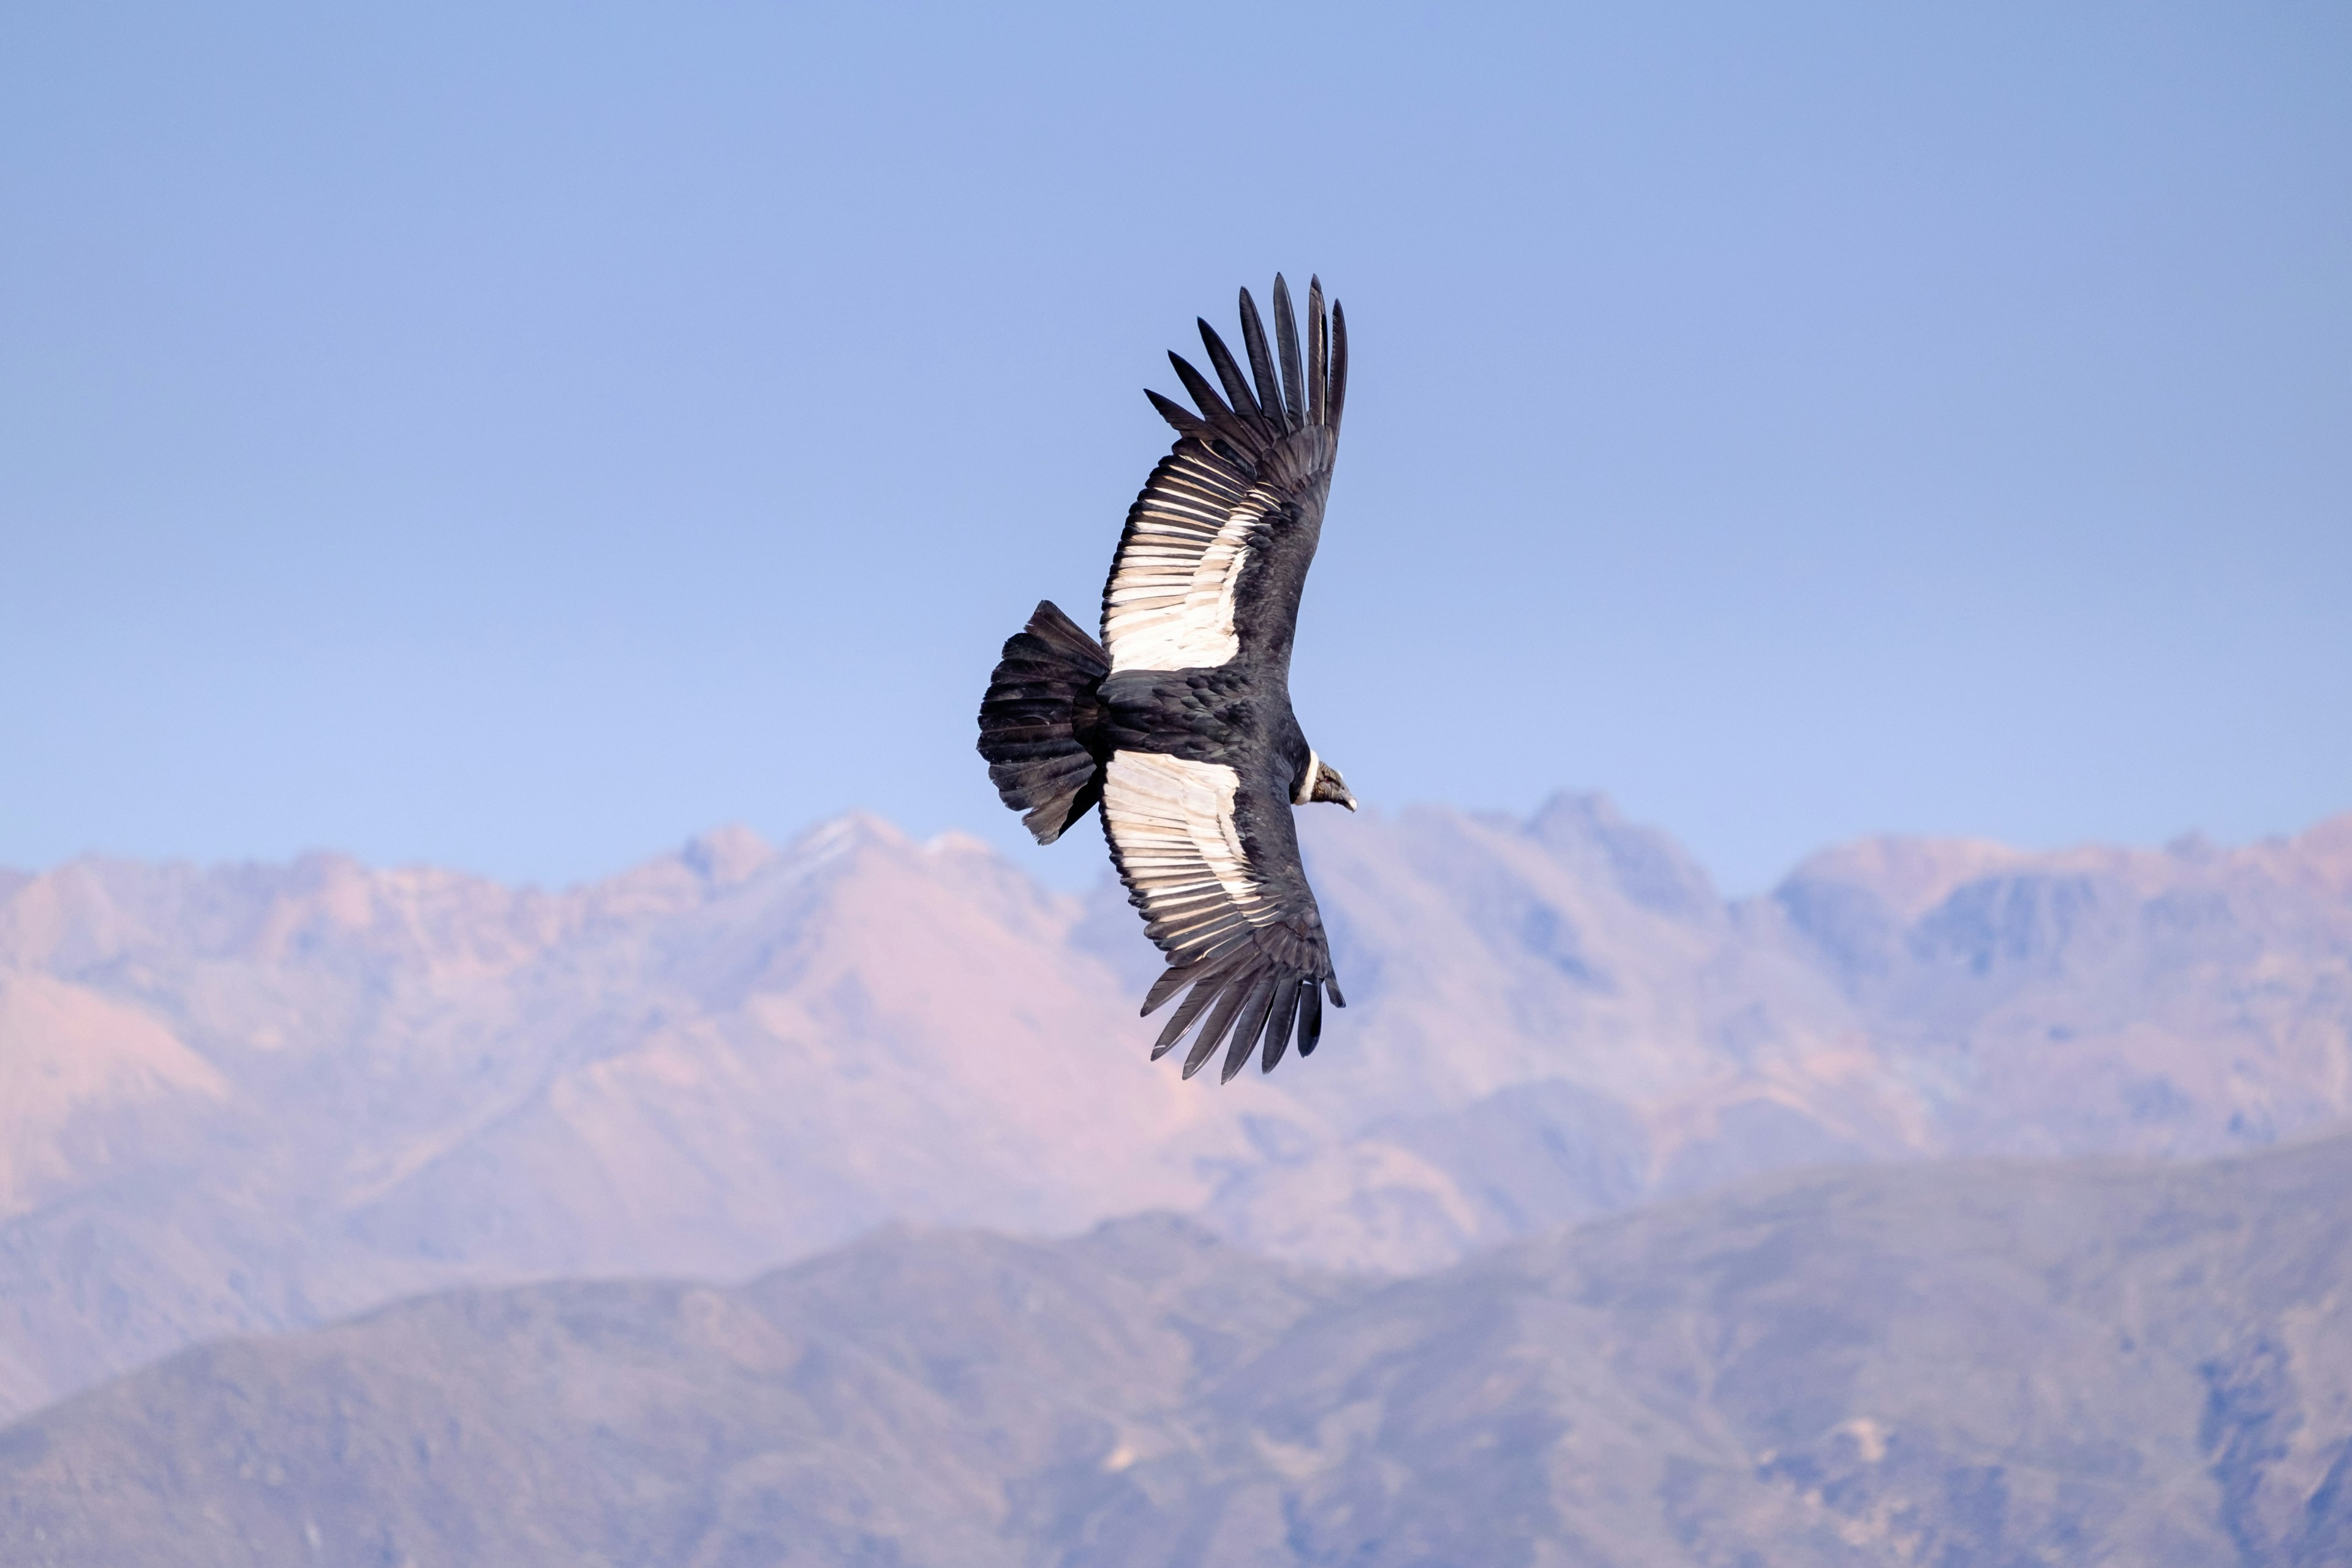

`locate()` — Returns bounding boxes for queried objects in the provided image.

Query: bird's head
[1308,760,1357,812]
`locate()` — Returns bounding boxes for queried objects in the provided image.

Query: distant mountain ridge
[5,1133,2346,1566]
[0,797,2345,1422]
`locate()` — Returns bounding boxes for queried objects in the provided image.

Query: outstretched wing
[1101,749,1343,1082]
[1101,274,1348,674]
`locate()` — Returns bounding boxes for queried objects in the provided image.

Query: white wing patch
[1103,445,1279,673]
[1101,751,1273,943]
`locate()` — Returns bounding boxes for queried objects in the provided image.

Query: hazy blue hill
[0,1215,1335,1568]
[4,1136,2346,1566]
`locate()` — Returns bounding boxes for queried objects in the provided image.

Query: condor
[977,275,1355,1083]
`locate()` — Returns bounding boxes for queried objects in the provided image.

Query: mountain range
[4,1131,2345,1565]
[1,796,2346,1423]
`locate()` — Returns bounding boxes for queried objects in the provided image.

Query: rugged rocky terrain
[4,1133,2346,1566]
[1,798,2346,1421]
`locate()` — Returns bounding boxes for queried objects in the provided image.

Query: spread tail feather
[976,600,1112,844]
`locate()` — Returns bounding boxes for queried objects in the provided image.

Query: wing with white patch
[1100,449,1279,671]
[1101,274,1346,676]
[1101,749,1342,1082]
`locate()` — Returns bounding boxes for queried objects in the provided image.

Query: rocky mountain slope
[5,1133,2345,1567]
[1,799,2345,1421]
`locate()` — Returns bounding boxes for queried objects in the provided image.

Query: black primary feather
[1327,301,1348,436]
[1166,352,1261,456]
[1219,974,1282,1084]
[1152,969,1232,1058]
[1271,274,1306,431]
[1238,288,1288,433]
[1145,389,1207,439]
[1307,277,1327,429]
[1197,319,1265,432]
[1258,979,1304,1074]
[1141,962,1194,1016]
[1183,979,1257,1079]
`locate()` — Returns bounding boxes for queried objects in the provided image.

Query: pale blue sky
[4,2,2346,893]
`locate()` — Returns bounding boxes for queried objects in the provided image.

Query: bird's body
[977,275,1355,1082]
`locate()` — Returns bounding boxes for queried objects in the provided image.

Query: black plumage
[976,275,1355,1081]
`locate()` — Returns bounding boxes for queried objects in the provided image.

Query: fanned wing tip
[1270,274,1305,431]
[1146,960,1324,1080]
[1325,974,1346,1008]
[1169,273,1337,439]
[1237,288,1287,434]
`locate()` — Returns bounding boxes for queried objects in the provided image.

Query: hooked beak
[1310,759,1357,812]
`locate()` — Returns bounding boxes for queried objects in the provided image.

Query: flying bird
[976,274,1355,1082]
